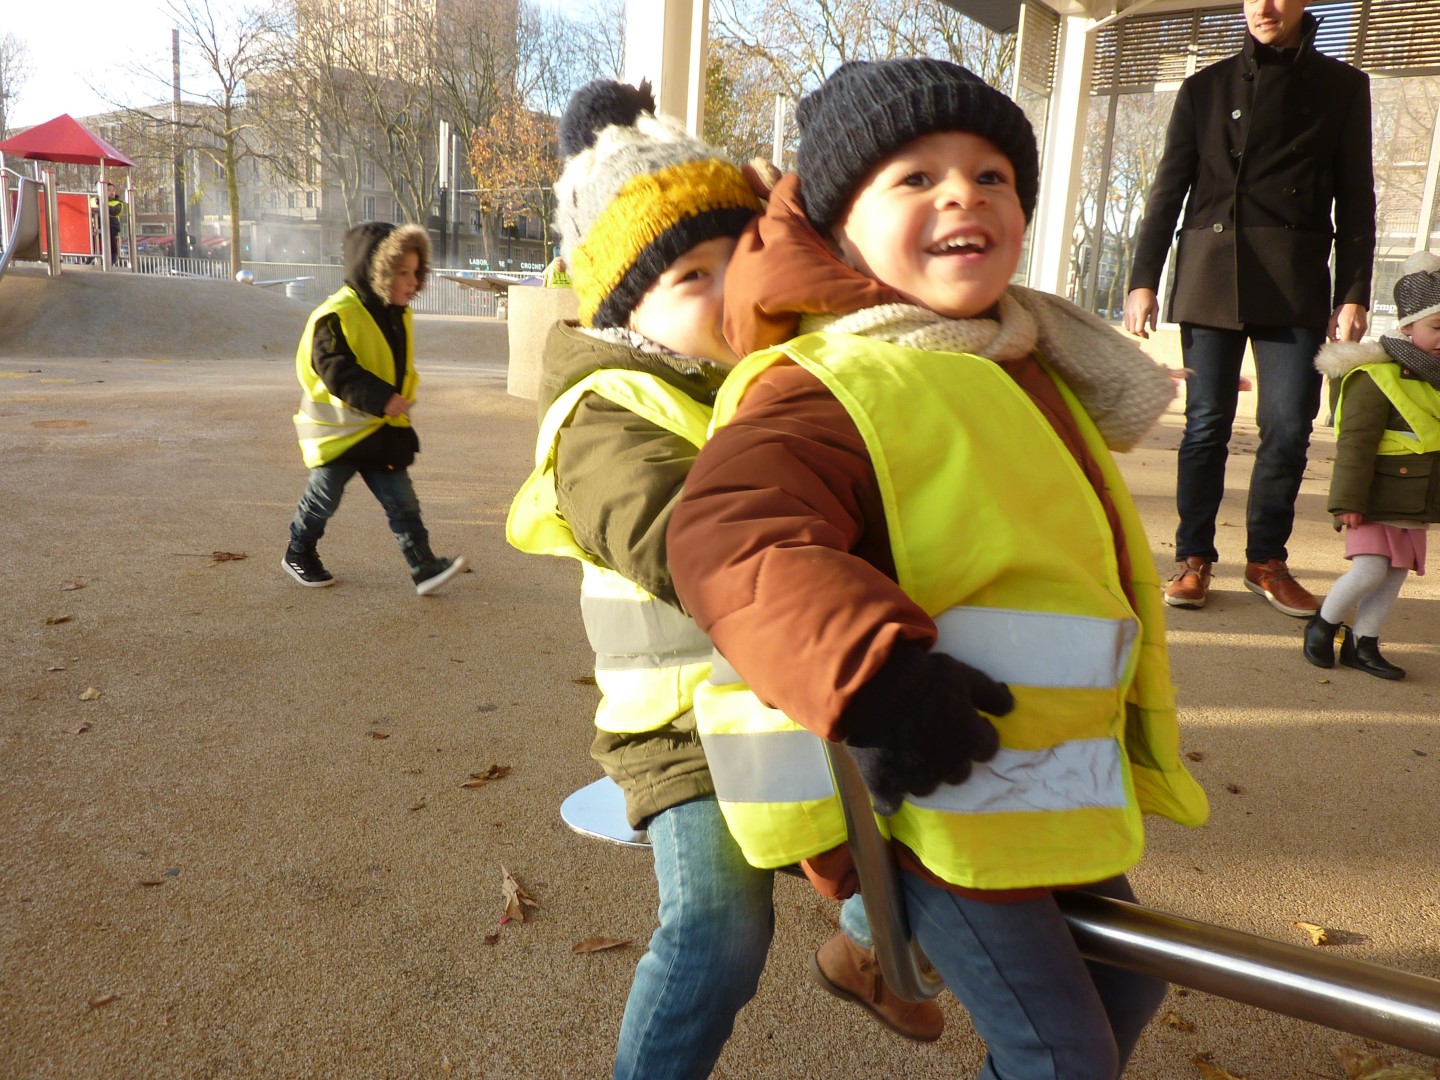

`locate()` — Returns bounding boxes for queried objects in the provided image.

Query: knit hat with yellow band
[554,79,762,329]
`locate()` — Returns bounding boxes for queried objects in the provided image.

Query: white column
[1028,12,1095,297]
[624,0,709,136]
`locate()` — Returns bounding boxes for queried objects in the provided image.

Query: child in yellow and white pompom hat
[552,79,761,329]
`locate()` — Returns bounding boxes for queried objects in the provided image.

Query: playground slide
[0,176,45,281]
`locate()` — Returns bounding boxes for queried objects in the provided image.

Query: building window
[306,190,315,209]
[364,161,376,187]
[288,191,297,209]
[364,195,376,219]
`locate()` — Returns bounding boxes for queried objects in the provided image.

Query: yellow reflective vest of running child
[293,287,418,468]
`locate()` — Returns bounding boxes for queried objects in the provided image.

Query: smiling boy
[669,58,1208,1076]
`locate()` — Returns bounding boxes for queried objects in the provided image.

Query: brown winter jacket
[539,320,730,827]
[669,176,1145,898]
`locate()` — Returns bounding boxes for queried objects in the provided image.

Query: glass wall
[1064,0,1440,326]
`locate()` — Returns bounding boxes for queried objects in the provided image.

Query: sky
[5,1,190,129]
[5,0,576,130]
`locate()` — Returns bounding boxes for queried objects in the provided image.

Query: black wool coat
[1128,13,1375,330]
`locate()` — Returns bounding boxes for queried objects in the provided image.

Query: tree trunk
[225,135,243,278]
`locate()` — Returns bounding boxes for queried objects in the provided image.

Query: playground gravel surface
[1,266,1437,1079]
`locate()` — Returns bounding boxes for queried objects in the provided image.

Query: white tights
[1318,554,1409,639]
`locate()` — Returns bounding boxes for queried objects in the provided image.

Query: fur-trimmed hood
[1314,338,1389,381]
[342,222,431,308]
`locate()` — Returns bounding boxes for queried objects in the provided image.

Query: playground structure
[565,751,1440,1058]
[0,113,137,280]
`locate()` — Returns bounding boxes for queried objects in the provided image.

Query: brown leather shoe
[1244,559,1318,617]
[1164,556,1212,609]
[811,931,944,1042]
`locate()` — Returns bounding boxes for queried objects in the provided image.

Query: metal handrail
[827,742,1440,1056]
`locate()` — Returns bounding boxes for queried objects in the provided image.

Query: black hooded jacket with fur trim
[308,222,430,468]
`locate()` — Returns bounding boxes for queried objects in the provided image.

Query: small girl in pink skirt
[1306,251,1440,679]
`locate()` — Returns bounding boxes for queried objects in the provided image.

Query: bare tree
[0,32,32,140]
[114,0,288,274]
[708,0,1015,169]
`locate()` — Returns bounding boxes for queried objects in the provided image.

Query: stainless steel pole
[1059,891,1440,1057]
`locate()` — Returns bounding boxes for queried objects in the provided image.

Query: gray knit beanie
[794,58,1039,234]
[1394,251,1440,328]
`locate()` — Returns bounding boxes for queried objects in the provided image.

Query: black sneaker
[282,544,335,588]
[412,554,466,596]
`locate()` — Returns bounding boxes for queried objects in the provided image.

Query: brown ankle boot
[810,931,944,1042]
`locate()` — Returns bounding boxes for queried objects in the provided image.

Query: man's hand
[1328,303,1368,343]
[1123,289,1159,339]
[382,393,411,417]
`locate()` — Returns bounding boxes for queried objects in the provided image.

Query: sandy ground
[1,266,1438,1080]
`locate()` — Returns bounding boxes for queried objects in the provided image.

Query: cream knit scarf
[797,286,1176,452]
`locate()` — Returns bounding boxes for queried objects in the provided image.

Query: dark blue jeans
[1175,324,1326,565]
[904,873,1164,1079]
[289,462,426,548]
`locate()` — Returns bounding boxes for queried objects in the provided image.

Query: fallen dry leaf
[137,879,165,887]
[1224,783,1243,795]
[1335,1045,1434,1079]
[1162,1010,1196,1032]
[45,614,73,625]
[79,687,102,701]
[368,731,390,740]
[1194,1056,1246,1080]
[59,581,87,592]
[48,664,67,671]
[1185,750,1204,762]
[483,932,500,946]
[572,674,597,686]
[70,722,92,735]
[501,866,539,923]
[572,936,634,954]
[461,764,512,788]
[1295,921,1329,946]
[409,798,428,812]
[210,551,247,562]
[439,1054,453,1074]
[87,993,120,1009]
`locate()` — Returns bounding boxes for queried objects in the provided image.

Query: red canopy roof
[0,113,136,167]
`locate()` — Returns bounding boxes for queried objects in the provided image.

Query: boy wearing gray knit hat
[1307,250,1440,680]
[669,56,1206,1077]
[507,80,939,1080]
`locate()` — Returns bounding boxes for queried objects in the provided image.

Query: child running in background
[1305,251,1440,680]
[505,81,939,1080]
[668,58,1209,1078]
[284,222,465,595]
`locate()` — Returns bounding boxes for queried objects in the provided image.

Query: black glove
[840,640,1013,816]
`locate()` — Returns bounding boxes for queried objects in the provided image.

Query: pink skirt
[1345,522,1428,575]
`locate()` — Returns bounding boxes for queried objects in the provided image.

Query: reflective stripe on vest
[292,287,416,468]
[507,368,714,735]
[698,332,1207,887]
[1337,360,1440,456]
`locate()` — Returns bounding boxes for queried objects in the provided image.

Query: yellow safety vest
[292,287,417,468]
[507,369,714,734]
[1337,361,1440,456]
[698,332,1209,888]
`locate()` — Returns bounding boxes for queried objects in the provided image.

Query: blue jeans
[613,797,775,1080]
[1175,324,1326,564]
[289,462,426,548]
[904,873,1165,1080]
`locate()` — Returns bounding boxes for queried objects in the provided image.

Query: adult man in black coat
[1124,0,1375,617]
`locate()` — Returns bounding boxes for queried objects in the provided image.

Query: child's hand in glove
[840,640,1014,816]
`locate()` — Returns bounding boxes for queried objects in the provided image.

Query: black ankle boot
[401,538,467,596]
[1339,630,1405,680]
[1302,613,1342,668]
